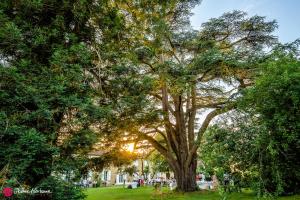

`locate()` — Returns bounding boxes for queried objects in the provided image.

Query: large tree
[93,3,278,192]
[0,0,120,197]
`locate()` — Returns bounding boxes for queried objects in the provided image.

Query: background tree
[148,151,171,179]
[240,40,300,196]
[200,121,262,189]
[201,40,300,196]
[0,0,120,198]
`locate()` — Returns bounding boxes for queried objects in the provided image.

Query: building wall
[88,159,171,186]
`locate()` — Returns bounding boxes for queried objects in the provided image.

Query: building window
[118,174,124,183]
[103,171,108,181]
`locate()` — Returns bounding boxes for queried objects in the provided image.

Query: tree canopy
[92,5,278,191]
[0,0,120,198]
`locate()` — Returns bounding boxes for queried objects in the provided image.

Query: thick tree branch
[186,103,236,167]
[141,60,156,72]
[220,33,254,49]
[196,101,227,109]
[154,128,168,144]
[139,133,167,155]
[161,83,179,153]
[166,35,181,64]
[187,85,196,150]
[198,69,212,81]
[139,132,177,169]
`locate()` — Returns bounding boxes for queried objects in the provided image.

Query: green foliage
[123,165,138,176]
[36,176,86,200]
[62,129,98,155]
[200,10,277,48]
[149,151,170,174]
[201,41,300,196]
[0,0,119,199]
[4,129,57,185]
[241,43,300,195]
[202,44,300,196]
[200,124,262,187]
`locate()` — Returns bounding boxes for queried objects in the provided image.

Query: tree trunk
[174,156,197,192]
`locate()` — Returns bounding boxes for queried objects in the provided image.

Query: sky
[190,0,300,43]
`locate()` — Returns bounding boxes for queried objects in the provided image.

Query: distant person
[212,174,219,190]
[223,173,230,192]
[141,179,144,186]
[201,173,205,183]
[169,179,177,191]
[196,174,200,181]
[83,179,88,188]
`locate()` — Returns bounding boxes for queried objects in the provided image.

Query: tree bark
[173,155,197,192]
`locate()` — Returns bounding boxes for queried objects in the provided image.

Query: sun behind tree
[124,143,135,153]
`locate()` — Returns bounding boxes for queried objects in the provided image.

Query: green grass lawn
[85,186,300,200]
